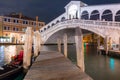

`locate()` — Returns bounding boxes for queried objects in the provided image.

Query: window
[13,19,16,23]
[34,22,36,26]
[13,27,15,31]
[26,21,28,24]
[8,27,10,30]
[8,19,10,22]
[4,26,6,30]
[41,30,43,32]
[4,18,7,21]
[31,22,34,25]
[16,28,19,31]
[23,21,26,24]
[17,20,19,23]
[6,34,8,36]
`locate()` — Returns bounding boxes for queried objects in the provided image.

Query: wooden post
[23,27,33,69]
[75,27,85,72]
[104,36,109,55]
[109,37,112,50]
[119,37,120,50]
[57,39,61,53]
[63,34,68,58]
[97,35,100,53]
[33,31,41,57]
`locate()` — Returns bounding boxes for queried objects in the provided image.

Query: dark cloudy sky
[0,0,120,23]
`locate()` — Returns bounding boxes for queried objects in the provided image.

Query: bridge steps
[24,51,92,80]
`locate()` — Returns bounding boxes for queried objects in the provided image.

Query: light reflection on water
[0,46,4,65]
[110,58,115,71]
[0,45,23,66]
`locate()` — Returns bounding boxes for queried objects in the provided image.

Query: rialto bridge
[40,1,120,49]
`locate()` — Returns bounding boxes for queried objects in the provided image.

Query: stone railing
[41,19,120,35]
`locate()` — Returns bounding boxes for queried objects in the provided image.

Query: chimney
[36,16,38,21]
[19,13,22,19]
[36,16,39,31]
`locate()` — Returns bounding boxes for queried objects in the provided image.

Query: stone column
[119,37,120,50]
[23,27,33,69]
[33,31,41,57]
[104,36,109,54]
[63,34,67,58]
[75,27,85,72]
[109,37,112,50]
[97,35,100,53]
[57,39,61,53]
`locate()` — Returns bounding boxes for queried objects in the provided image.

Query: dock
[24,51,92,80]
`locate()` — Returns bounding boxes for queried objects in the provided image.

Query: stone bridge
[40,19,120,44]
[39,0,120,47]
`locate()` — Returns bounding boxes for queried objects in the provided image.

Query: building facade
[0,13,45,43]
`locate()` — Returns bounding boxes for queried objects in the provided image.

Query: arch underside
[43,24,106,43]
[42,23,120,44]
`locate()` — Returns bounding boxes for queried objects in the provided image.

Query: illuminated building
[0,13,45,43]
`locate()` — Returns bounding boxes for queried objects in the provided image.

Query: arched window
[81,11,89,20]
[102,10,113,21]
[56,20,59,24]
[61,17,65,22]
[44,28,46,31]
[47,26,50,29]
[115,10,120,22]
[51,23,55,26]
[90,10,100,20]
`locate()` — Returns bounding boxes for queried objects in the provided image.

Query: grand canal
[41,44,120,80]
[0,44,120,80]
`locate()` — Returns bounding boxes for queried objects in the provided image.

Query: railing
[40,19,120,34]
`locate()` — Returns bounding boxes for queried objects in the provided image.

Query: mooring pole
[23,27,33,69]
[104,36,109,55]
[63,33,68,58]
[57,39,61,53]
[97,35,100,54]
[75,27,85,72]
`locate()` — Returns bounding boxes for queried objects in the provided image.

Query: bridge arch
[51,23,55,26]
[90,10,100,20]
[61,17,66,22]
[115,10,120,22]
[56,20,60,24]
[42,21,105,43]
[81,11,89,20]
[102,9,113,21]
[47,26,50,29]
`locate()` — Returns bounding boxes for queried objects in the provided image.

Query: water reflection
[4,45,17,64]
[41,45,120,80]
[0,46,4,65]
[0,45,23,66]
[109,58,115,71]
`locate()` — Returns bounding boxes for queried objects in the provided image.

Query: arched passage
[43,23,105,43]
[51,23,55,26]
[90,10,100,20]
[81,11,89,20]
[102,10,113,21]
[56,20,60,24]
[115,10,120,22]
[61,17,65,22]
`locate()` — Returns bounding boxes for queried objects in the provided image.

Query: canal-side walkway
[24,51,92,80]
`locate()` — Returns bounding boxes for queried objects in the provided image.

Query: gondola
[0,50,24,80]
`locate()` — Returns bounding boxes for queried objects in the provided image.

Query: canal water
[0,44,120,80]
[41,44,120,80]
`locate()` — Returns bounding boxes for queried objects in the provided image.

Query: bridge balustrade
[41,19,120,33]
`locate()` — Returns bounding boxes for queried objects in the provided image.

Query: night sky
[0,0,120,23]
